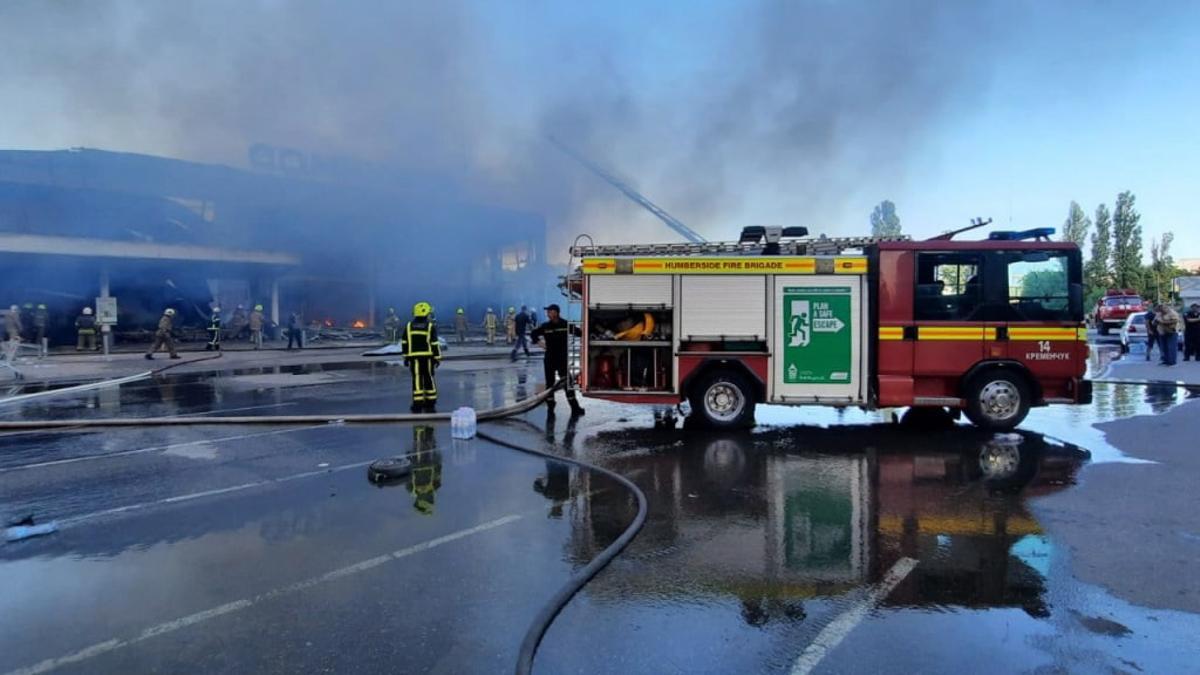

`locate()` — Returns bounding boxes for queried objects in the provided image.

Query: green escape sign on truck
[782,285,852,384]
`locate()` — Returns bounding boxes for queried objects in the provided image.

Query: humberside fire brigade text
[664,260,785,271]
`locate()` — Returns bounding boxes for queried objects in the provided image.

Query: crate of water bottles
[450,406,476,439]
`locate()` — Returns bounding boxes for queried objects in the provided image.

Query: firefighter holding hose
[403,301,442,413]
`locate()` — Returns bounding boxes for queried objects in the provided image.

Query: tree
[1111,191,1143,291]
[870,200,902,237]
[1084,203,1112,303]
[1148,231,1175,302]
[1061,201,1090,247]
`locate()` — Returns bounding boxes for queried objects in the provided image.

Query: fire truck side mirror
[1069,283,1083,313]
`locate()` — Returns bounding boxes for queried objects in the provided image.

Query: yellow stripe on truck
[834,257,868,274]
[1009,327,1081,341]
[879,327,904,341]
[917,327,997,340]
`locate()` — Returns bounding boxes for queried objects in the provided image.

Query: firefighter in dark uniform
[402,301,442,413]
[408,425,443,515]
[75,306,98,351]
[205,306,222,351]
[1184,303,1200,362]
[33,304,49,346]
[531,303,584,416]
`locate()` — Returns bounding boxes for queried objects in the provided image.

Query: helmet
[9,305,16,312]
[83,307,93,315]
[413,302,432,318]
[237,304,244,309]
[456,307,464,314]
[508,306,515,313]
[23,303,32,309]
[164,308,176,316]
[387,307,396,314]
[212,307,221,313]
[487,307,494,313]
[254,304,263,311]
[37,304,46,309]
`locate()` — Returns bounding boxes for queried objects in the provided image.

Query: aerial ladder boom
[549,136,706,244]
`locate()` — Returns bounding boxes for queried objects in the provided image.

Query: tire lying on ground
[367,456,414,484]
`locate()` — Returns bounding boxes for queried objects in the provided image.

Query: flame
[351,320,366,329]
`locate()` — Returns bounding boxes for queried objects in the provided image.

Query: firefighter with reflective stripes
[483,307,498,345]
[408,425,443,515]
[403,302,442,412]
[531,303,584,416]
[505,306,517,344]
[206,306,222,351]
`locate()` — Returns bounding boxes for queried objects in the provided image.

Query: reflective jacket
[75,314,97,334]
[156,315,174,337]
[249,311,264,331]
[402,317,442,359]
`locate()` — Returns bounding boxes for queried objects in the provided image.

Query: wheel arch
[681,357,766,403]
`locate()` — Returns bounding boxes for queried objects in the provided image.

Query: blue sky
[1,1,1196,260]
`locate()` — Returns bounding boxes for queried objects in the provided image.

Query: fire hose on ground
[0,374,648,675]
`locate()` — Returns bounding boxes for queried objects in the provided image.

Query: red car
[1093,289,1144,335]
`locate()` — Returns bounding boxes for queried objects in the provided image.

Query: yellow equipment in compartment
[615,312,655,341]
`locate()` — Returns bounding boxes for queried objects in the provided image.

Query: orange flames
[351,320,367,329]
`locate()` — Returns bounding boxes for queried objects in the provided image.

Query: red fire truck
[569,226,1091,430]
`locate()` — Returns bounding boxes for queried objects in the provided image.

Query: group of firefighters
[4,303,102,351]
[6,298,582,417]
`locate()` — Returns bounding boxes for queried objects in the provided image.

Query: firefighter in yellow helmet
[408,425,443,515]
[482,307,498,345]
[402,301,442,413]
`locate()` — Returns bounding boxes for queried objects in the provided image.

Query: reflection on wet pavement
[2,357,1197,674]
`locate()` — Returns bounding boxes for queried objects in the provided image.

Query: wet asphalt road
[2,354,1199,674]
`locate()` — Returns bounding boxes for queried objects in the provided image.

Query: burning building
[0,146,550,343]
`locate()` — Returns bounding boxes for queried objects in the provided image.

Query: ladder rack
[570,234,910,258]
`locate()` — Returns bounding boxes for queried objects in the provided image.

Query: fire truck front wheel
[689,369,756,429]
[964,371,1031,430]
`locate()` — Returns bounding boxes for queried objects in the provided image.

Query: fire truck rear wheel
[689,369,756,429]
[964,371,1030,430]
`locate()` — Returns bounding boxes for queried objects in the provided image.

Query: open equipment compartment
[585,275,675,393]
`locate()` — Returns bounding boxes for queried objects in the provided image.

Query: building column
[270,278,280,327]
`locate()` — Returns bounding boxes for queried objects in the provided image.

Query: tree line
[1060,192,1186,306]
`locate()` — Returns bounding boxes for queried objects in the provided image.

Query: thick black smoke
[1,0,1015,250]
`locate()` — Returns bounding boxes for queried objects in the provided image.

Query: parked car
[1120,311,1183,353]
[1095,289,1145,335]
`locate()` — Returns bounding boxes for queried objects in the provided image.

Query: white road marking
[56,459,379,528]
[790,557,919,675]
[4,514,523,675]
[0,425,326,473]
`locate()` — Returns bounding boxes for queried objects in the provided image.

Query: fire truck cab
[571,227,1091,430]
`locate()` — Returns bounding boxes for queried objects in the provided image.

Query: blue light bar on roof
[988,227,1056,241]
